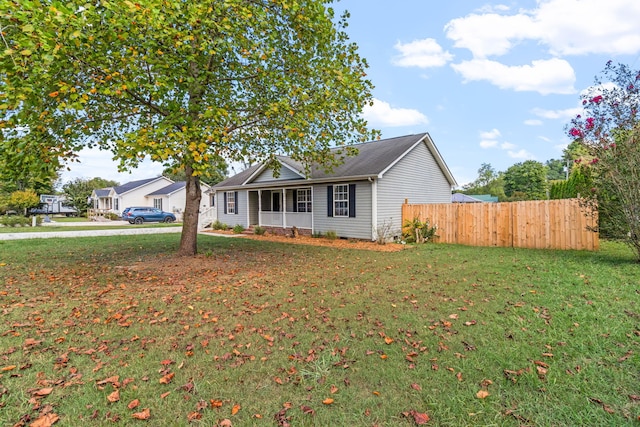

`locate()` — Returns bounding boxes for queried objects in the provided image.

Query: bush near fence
[402,198,599,251]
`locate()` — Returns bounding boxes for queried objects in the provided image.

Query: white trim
[282,188,287,229]
[242,159,305,185]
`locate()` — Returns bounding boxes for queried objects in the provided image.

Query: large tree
[461,163,506,201]
[503,160,548,200]
[1,0,376,255]
[568,61,640,259]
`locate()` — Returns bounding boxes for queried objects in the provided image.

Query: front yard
[0,235,638,426]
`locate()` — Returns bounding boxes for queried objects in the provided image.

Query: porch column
[258,190,262,226]
[282,188,287,229]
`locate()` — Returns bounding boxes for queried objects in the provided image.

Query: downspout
[282,188,287,229]
[311,186,315,235]
[258,190,262,227]
[370,177,377,241]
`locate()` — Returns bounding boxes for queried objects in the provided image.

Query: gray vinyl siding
[254,166,303,183]
[313,181,372,239]
[376,141,452,234]
[216,190,249,228]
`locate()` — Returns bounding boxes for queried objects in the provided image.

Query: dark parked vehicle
[122,207,176,224]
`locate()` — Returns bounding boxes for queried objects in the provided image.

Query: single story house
[91,176,212,220]
[211,132,457,240]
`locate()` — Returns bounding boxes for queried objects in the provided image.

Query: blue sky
[61,0,640,186]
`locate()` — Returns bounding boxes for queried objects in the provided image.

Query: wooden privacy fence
[402,199,599,251]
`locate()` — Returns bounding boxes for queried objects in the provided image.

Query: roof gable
[114,176,170,195]
[214,133,457,189]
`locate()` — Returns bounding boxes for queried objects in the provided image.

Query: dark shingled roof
[147,181,186,196]
[93,189,111,197]
[214,133,455,189]
[113,177,163,195]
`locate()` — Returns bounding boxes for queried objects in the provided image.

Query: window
[327,184,355,218]
[296,188,312,213]
[225,191,236,214]
[334,184,349,217]
[153,198,162,210]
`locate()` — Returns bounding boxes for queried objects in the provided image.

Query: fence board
[402,199,598,251]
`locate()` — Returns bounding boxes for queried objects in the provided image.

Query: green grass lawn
[1,235,639,426]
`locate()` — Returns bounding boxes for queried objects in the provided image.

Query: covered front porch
[248,187,313,231]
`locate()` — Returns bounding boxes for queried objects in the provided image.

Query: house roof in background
[113,177,167,195]
[467,194,499,202]
[452,193,482,203]
[147,181,186,196]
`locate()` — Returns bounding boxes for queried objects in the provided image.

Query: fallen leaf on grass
[29,413,59,427]
[322,398,334,405]
[131,408,150,420]
[218,419,233,427]
[384,336,394,344]
[210,399,223,408]
[107,390,120,403]
[410,383,422,391]
[476,390,490,399]
[127,399,140,409]
[300,405,315,415]
[31,388,53,397]
[231,403,241,415]
[1,365,17,371]
[187,411,202,421]
[159,372,174,384]
[402,409,430,425]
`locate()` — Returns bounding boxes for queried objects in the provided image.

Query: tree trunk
[178,165,202,256]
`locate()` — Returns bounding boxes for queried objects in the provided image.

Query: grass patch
[1,236,639,425]
[0,223,181,234]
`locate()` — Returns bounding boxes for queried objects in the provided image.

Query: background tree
[1,0,376,255]
[503,160,548,200]
[568,62,640,259]
[545,158,567,181]
[62,177,120,216]
[461,163,507,200]
[8,189,40,215]
[549,163,593,200]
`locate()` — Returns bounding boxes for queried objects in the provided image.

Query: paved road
[0,224,185,240]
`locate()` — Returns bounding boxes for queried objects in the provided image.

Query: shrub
[212,220,227,230]
[232,224,245,234]
[0,215,31,227]
[312,231,324,238]
[253,226,266,236]
[373,219,398,245]
[403,216,438,244]
[325,230,337,240]
[105,213,120,221]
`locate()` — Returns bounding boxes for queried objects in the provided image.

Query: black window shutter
[223,192,228,214]
[327,185,333,217]
[234,191,239,214]
[348,184,356,218]
[292,190,298,213]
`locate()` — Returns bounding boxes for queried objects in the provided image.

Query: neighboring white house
[91,177,213,221]
[211,133,457,240]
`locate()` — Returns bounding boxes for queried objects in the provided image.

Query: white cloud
[451,58,576,95]
[362,98,429,127]
[479,128,501,139]
[392,38,453,68]
[480,139,498,148]
[524,119,543,126]
[445,0,640,59]
[501,142,517,150]
[445,13,537,58]
[60,147,164,185]
[507,149,535,160]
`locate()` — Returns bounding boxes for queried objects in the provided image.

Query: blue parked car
[123,207,176,224]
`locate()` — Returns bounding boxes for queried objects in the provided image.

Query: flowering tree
[567,62,640,260]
